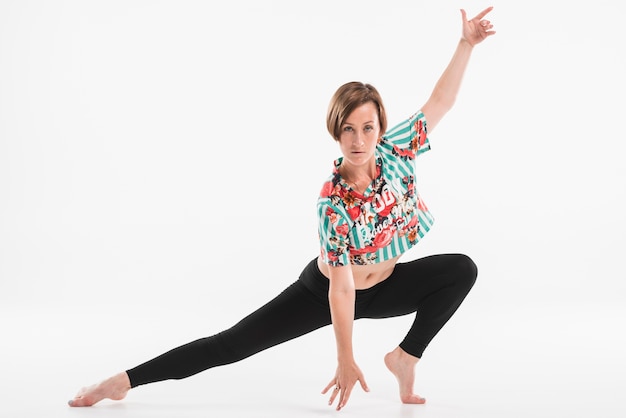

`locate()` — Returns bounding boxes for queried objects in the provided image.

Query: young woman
[69,6,495,411]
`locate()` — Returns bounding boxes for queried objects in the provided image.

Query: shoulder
[381,111,430,159]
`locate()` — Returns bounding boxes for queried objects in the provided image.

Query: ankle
[110,372,131,390]
[394,347,420,365]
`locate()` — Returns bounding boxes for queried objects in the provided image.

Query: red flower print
[373,227,394,248]
[347,206,360,221]
[415,119,427,147]
[418,132,427,150]
[320,181,334,198]
[325,207,339,223]
[349,245,376,255]
[393,144,414,159]
[335,224,349,236]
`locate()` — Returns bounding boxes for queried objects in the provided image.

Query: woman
[69,6,495,411]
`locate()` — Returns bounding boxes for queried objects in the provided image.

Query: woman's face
[338,101,381,168]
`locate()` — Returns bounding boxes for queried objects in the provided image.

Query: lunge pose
[69,7,495,411]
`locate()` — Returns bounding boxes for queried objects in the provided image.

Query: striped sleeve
[383,110,431,157]
[317,199,352,267]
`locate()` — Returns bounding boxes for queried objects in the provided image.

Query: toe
[68,396,93,407]
[401,394,426,404]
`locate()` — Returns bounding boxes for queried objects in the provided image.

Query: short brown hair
[326,82,388,141]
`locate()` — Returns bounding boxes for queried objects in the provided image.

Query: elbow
[442,96,456,111]
[328,287,353,299]
[328,283,355,301]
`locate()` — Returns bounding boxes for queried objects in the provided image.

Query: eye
[364,125,374,132]
[343,126,354,132]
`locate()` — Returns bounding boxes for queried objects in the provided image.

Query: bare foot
[384,347,426,404]
[68,372,131,407]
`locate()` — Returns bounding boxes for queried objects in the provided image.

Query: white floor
[2,299,624,418]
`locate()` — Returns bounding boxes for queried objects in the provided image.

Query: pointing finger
[472,6,494,22]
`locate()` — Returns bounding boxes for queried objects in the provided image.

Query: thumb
[460,8,467,22]
[359,377,370,392]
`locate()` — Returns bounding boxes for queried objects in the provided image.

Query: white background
[1,1,625,417]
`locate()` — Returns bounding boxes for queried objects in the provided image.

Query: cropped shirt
[317,110,434,266]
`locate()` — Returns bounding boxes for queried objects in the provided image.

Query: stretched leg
[127,280,331,386]
[359,253,478,403]
[70,277,332,407]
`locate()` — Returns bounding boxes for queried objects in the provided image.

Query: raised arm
[421,6,496,132]
[321,264,369,410]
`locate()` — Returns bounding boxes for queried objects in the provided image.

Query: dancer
[69,6,495,411]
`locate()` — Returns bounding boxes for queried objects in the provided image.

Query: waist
[315,256,398,290]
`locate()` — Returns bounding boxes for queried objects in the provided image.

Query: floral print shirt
[317,110,434,266]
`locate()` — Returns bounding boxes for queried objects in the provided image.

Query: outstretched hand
[461,6,496,46]
[322,361,369,411]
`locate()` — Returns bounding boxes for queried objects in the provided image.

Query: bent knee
[452,253,478,289]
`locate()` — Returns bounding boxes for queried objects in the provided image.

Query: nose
[353,132,365,147]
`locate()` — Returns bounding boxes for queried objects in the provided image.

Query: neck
[340,161,377,192]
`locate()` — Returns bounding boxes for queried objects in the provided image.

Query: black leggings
[126,253,477,387]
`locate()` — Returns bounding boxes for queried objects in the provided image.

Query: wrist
[459,37,475,49]
[337,352,355,363]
